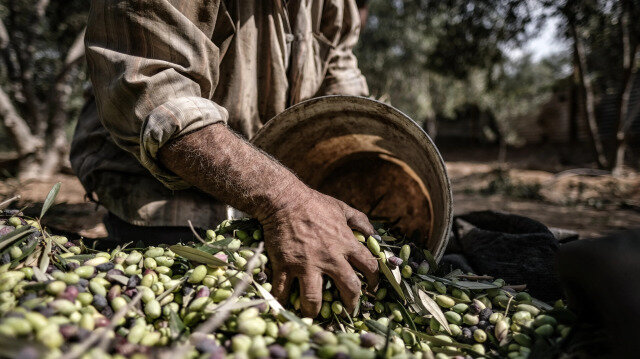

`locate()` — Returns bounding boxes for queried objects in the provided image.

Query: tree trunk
[569,52,580,143]
[612,63,638,176]
[570,21,609,169]
[40,80,72,177]
[39,28,86,177]
[612,1,638,176]
[7,1,46,136]
[0,86,42,176]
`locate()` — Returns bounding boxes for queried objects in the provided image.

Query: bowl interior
[252,96,452,260]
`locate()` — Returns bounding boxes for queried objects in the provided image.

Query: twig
[163,243,264,358]
[156,276,187,302]
[0,195,20,210]
[187,220,206,244]
[503,293,514,316]
[195,242,264,333]
[456,274,494,281]
[61,291,144,359]
[503,284,527,291]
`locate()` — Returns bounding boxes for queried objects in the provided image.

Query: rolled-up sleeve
[85,0,227,189]
[317,0,369,97]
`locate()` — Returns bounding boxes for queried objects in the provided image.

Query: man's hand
[158,123,379,317]
[262,187,379,317]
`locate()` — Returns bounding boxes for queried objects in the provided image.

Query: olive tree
[356,0,537,136]
[0,0,88,178]
[543,0,640,171]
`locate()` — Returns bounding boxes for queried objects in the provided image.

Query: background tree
[0,0,88,179]
[355,0,555,141]
[540,0,639,171]
[357,0,639,172]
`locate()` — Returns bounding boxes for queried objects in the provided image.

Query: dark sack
[442,211,562,300]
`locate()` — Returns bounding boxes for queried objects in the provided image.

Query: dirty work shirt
[70,0,368,229]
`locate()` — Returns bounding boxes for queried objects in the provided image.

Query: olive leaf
[531,298,553,311]
[452,281,499,290]
[418,273,492,292]
[157,277,187,302]
[444,269,465,279]
[253,281,285,313]
[24,248,42,268]
[379,250,405,301]
[53,253,68,271]
[352,297,361,318]
[280,310,308,328]
[401,280,415,302]
[395,298,417,331]
[32,266,49,282]
[23,283,48,291]
[364,319,396,337]
[343,308,355,327]
[416,274,436,283]
[381,235,398,242]
[169,309,185,340]
[198,237,235,253]
[414,287,452,335]
[65,254,96,261]
[180,294,195,312]
[39,237,51,273]
[10,236,39,268]
[382,316,394,356]
[212,299,266,312]
[417,274,454,285]
[332,313,347,333]
[106,274,129,286]
[432,347,468,356]
[40,182,61,218]
[422,249,438,274]
[406,328,473,349]
[0,226,36,251]
[169,245,229,267]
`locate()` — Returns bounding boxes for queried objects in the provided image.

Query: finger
[341,205,375,235]
[298,270,324,318]
[348,242,379,290]
[271,268,293,304]
[325,259,361,314]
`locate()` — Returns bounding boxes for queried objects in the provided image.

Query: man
[70,0,378,318]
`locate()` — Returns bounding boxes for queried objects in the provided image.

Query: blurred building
[434,75,640,166]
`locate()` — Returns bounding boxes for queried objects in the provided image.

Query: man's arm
[158,123,378,316]
[85,0,378,317]
[316,0,369,97]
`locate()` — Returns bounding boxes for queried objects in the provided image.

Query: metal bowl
[252,96,452,261]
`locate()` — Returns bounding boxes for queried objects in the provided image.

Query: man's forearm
[158,122,379,317]
[158,123,305,221]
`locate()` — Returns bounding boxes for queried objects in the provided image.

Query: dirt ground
[1,163,639,239]
[448,162,640,238]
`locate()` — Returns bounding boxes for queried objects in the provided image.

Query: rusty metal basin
[252,96,452,261]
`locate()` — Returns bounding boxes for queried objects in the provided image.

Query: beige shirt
[70,0,368,228]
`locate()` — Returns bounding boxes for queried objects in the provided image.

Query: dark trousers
[86,212,199,250]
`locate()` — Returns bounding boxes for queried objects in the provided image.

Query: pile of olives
[0,211,572,359]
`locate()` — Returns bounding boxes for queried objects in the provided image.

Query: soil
[1,163,639,240]
[0,174,108,238]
